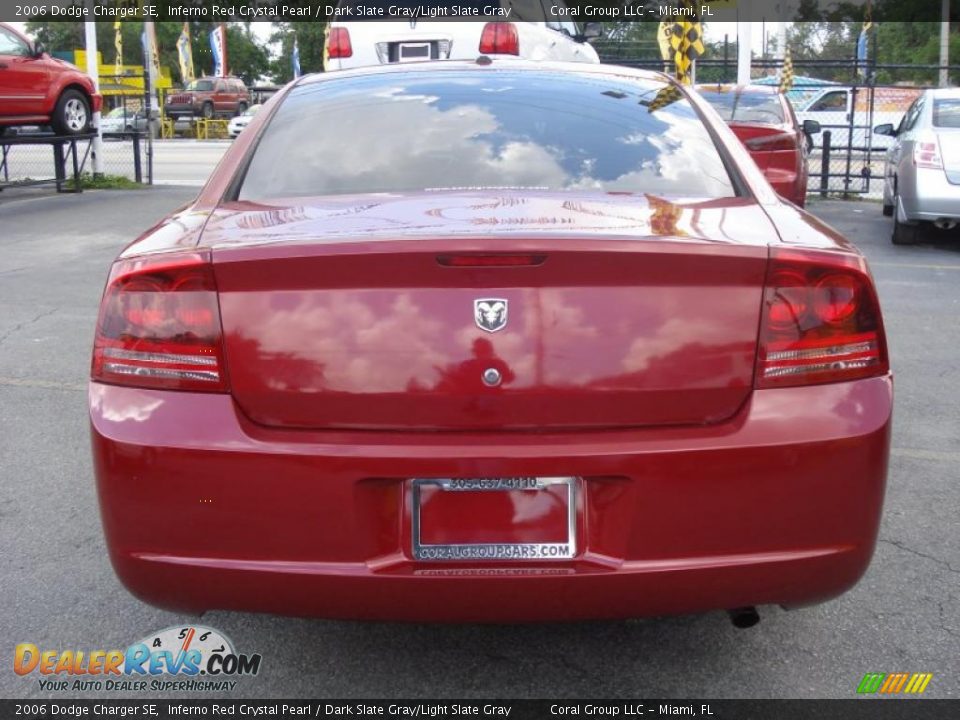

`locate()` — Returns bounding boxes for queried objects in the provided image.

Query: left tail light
[91,252,229,392]
[327,27,353,59]
[756,248,888,388]
[479,22,519,56]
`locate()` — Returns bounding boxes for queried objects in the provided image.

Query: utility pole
[83,18,103,176]
[737,0,753,84]
[143,21,159,114]
[737,22,752,84]
[940,0,950,87]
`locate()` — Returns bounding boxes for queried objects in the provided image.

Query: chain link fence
[1,79,154,191]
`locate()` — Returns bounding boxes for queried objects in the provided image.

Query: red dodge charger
[90,62,891,624]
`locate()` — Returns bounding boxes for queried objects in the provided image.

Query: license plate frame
[398,42,431,63]
[410,477,577,562]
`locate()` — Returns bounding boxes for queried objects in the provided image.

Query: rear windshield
[698,88,786,124]
[238,70,736,201]
[933,98,960,128]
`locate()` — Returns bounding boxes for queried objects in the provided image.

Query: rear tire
[236,102,247,116]
[51,89,91,136]
[892,198,920,245]
[201,102,214,120]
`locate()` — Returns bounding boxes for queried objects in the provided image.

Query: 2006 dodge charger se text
[90,61,892,623]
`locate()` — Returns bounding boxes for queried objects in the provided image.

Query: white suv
[324,1,601,71]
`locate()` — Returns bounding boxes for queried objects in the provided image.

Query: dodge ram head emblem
[474,299,508,333]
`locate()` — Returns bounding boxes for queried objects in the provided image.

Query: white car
[795,86,922,151]
[228,104,261,138]
[99,107,147,137]
[324,1,601,70]
[875,88,960,245]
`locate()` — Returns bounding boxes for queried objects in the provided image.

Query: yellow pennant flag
[779,47,794,93]
[176,23,195,83]
[113,21,122,77]
[667,2,705,85]
[657,21,674,69]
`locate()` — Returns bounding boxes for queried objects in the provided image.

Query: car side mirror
[580,23,603,42]
[32,42,45,58]
[802,119,821,135]
[874,123,896,137]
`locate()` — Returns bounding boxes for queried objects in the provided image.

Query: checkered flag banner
[779,48,794,93]
[643,84,684,113]
[667,1,705,85]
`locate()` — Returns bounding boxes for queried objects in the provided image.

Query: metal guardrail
[194,119,230,140]
[160,117,230,140]
[0,133,96,193]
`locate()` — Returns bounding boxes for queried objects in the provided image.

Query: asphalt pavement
[0,187,957,700]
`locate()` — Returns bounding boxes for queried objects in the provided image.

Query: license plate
[411,477,577,561]
[398,43,431,62]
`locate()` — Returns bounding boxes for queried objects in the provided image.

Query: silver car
[876,88,960,245]
[100,107,148,137]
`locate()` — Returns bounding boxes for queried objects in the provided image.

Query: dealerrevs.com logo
[14,625,262,692]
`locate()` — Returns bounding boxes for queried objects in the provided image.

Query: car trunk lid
[205,192,773,431]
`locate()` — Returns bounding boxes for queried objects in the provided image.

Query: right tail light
[479,22,519,56]
[327,27,353,60]
[756,249,889,388]
[744,132,799,152]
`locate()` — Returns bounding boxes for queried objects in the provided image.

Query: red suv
[165,77,250,120]
[0,22,102,136]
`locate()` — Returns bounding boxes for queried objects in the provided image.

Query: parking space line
[871,262,960,271]
[0,376,85,392]
[891,447,960,463]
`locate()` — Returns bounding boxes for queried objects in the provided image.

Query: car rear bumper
[903,168,960,220]
[164,104,198,118]
[90,376,892,622]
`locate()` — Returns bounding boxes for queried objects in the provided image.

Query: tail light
[744,132,798,152]
[327,27,353,59]
[913,134,943,169]
[91,252,229,392]
[756,249,888,388]
[479,22,519,56]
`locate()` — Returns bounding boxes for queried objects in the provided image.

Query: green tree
[268,22,328,84]
[874,22,960,84]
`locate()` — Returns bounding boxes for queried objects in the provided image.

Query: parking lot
[0,186,957,699]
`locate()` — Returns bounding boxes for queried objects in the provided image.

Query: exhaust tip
[728,606,760,629]
[933,219,958,230]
